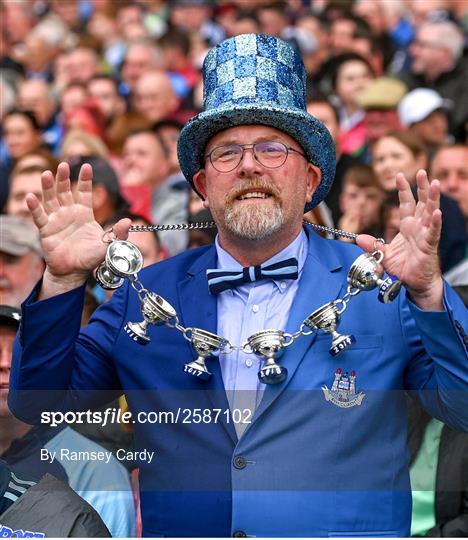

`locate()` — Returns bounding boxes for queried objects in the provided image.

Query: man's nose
[238,147,263,175]
[444,173,459,193]
[0,348,11,370]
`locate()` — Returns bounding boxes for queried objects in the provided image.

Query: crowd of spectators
[0,0,467,536]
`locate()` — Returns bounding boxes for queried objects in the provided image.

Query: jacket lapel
[177,246,238,444]
[251,230,346,425]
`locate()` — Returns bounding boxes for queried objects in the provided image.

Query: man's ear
[193,169,210,208]
[305,163,322,203]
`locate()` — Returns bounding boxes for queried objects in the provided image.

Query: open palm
[27,162,130,280]
[357,170,443,310]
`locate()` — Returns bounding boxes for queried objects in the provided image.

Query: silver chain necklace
[129,219,358,241]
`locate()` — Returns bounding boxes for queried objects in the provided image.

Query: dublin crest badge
[322,368,365,408]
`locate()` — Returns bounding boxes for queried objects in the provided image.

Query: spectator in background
[431,145,468,218]
[257,1,292,42]
[0,216,44,308]
[169,0,223,46]
[356,77,407,160]
[153,119,183,176]
[372,131,427,190]
[329,13,365,55]
[398,88,451,157]
[307,98,361,224]
[60,82,89,117]
[121,129,189,255]
[67,46,101,85]
[5,165,43,222]
[87,75,126,127]
[0,304,136,537]
[231,10,261,37]
[105,111,153,158]
[400,20,468,138]
[330,53,375,156]
[13,31,56,81]
[133,70,180,123]
[69,155,129,225]
[63,99,108,142]
[14,147,58,173]
[61,129,109,160]
[159,29,201,91]
[16,80,61,154]
[407,395,468,537]
[381,189,401,244]
[338,164,385,239]
[373,132,465,272]
[0,80,15,122]
[120,39,161,94]
[1,110,42,170]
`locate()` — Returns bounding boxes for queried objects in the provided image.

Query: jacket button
[233,531,247,537]
[233,456,247,469]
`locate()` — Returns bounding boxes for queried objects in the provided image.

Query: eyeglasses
[204,141,307,172]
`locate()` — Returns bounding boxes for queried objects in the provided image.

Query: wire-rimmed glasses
[205,141,307,172]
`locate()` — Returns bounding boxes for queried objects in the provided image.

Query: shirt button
[252,304,259,313]
[245,359,253,368]
[233,531,247,538]
[233,456,247,469]
[280,281,287,289]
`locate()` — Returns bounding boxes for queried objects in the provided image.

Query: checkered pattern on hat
[203,34,306,111]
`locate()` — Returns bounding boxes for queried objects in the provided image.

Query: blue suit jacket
[10,229,468,537]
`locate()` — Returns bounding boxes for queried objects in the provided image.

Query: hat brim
[177,103,336,211]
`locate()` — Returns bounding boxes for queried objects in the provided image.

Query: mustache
[226,178,281,203]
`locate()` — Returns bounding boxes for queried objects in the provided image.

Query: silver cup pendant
[125,292,177,345]
[305,301,355,356]
[96,240,144,290]
[247,330,288,385]
[95,263,125,290]
[184,329,225,381]
[106,240,144,278]
[348,252,401,304]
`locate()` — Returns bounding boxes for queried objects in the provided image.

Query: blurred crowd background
[0,0,467,537]
[1,0,467,270]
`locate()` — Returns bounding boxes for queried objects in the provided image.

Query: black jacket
[0,473,110,537]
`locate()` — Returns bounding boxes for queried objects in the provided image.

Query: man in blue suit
[9,34,468,537]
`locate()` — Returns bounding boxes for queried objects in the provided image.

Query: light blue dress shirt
[215,229,308,436]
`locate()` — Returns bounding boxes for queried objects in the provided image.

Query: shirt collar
[214,228,308,294]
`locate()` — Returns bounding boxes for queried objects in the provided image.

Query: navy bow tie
[207,257,299,294]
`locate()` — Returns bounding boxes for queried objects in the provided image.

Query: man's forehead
[434,147,468,167]
[206,125,299,148]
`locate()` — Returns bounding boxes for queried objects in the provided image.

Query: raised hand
[357,170,444,311]
[26,162,131,299]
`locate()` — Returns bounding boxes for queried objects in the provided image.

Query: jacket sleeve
[403,282,468,432]
[9,280,130,424]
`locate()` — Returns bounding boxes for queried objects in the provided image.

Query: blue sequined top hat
[177,33,336,211]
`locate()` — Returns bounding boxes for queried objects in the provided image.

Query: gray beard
[224,200,284,240]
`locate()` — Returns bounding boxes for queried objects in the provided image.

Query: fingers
[422,179,441,228]
[56,162,75,206]
[426,208,442,248]
[26,193,48,229]
[415,169,429,218]
[41,170,60,214]
[113,218,132,241]
[356,234,387,256]
[396,172,415,220]
[73,163,94,208]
